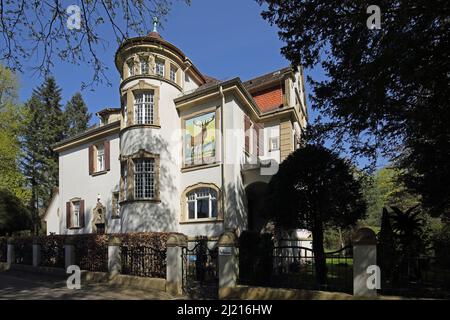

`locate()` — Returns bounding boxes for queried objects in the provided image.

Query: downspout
[219,86,226,226]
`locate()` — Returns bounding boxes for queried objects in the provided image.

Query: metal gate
[182,237,219,299]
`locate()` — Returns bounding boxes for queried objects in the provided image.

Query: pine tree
[64,92,91,138]
[21,77,64,235]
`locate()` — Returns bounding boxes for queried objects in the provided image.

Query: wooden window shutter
[255,123,265,156]
[104,140,110,171]
[244,115,251,153]
[79,199,85,228]
[66,202,71,229]
[88,145,94,175]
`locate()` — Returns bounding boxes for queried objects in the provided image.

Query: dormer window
[155,59,164,77]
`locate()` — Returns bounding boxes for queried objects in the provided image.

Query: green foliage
[64,92,92,138]
[0,65,30,204]
[267,144,366,285]
[0,189,32,236]
[362,167,420,227]
[21,76,64,235]
[258,0,450,218]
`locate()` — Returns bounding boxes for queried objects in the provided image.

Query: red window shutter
[66,202,71,229]
[79,200,85,228]
[244,115,251,153]
[104,140,110,171]
[255,123,265,156]
[88,145,94,175]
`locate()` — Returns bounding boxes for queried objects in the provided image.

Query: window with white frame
[140,59,149,75]
[96,144,105,171]
[269,136,279,151]
[72,201,80,228]
[186,188,218,220]
[134,91,154,124]
[155,59,165,77]
[134,158,155,199]
[170,65,177,82]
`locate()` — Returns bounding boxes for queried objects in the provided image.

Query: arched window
[186,188,218,220]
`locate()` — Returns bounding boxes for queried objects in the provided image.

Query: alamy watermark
[66,265,81,289]
[367,5,381,30]
[66,5,81,30]
[366,265,381,290]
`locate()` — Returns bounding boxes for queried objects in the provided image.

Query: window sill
[181,162,220,173]
[91,170,108,176]
[119,198,161,205]
[180,218,223,225]
[68,227,83,230]
[120,124,161,134]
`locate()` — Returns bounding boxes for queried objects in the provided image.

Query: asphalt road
[0,270,175,300]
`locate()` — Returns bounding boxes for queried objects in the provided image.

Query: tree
[0,65,30,204]
[0,1,190,87]
[64,92,92,138]
[258,0,450,217]
[0,189,32,236]
[267,145,366,286]
[21,77,64,235]
[362,167,420,227]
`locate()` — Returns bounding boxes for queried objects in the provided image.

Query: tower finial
[152,16,158,33]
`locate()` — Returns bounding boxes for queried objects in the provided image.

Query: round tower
[114,29,206,232]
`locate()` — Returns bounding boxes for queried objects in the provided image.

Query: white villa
[44,30,308,238]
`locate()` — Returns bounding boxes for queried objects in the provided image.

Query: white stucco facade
[44,32,307,238]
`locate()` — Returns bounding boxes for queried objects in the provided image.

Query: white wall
[44,193,60,235]
[58,133,121,235]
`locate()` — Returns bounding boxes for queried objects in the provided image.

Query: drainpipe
[219,86,226,225]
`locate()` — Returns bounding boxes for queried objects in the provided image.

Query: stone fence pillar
[7,238,14,266]
[166,233,187,296]
[32,237,41,267]
[64,237,76,271]
[353,227,378,297]
[108,236,122,275]
[218,230,239,299]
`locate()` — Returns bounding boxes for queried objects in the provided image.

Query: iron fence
[121,245,166,278]
[40,236,65,269]
[0,238,7,262]
[182,238,219,299]
[380,255,450,298]
[240,243,353,294]
[14,239,33,265]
